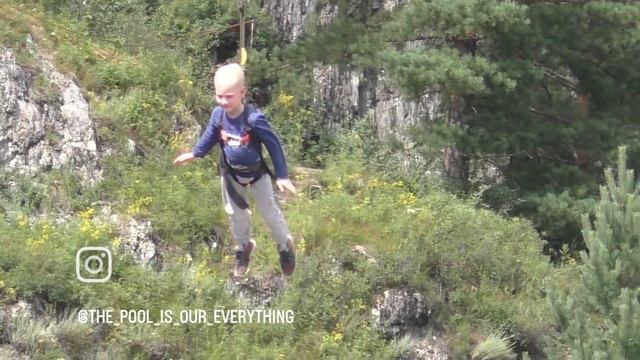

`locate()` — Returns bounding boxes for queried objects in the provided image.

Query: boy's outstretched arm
[251,113,297,194]
[173,108,222,165]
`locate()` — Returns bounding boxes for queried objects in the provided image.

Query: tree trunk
[443,94,469,184]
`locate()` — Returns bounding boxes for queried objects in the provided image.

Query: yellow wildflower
[169,133,185,152]
[332,332,343,343]
[17,213,29,228]
[112,237,123,249]
[277,92,295,111]
[127,196,153,216]
[6,287,16,299]
[328,182,343,192]
[178,254,193,265]
[194,261,209,282]
[398,192,417,206]
[79,207,96,220]
[298,237,307,254]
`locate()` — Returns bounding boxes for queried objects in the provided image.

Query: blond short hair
[214,63,245,89]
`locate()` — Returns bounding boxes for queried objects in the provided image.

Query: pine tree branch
[385,35,447,46]
[274,63,292,71]
[571,50,620,81]
[541,82,554,104]
[528,107,573,124]
[538,66,579,92]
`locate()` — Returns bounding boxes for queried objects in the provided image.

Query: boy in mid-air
[173,63,296,277]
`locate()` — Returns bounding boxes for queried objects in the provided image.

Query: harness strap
[219,151,268,210]
[217,105,273,210]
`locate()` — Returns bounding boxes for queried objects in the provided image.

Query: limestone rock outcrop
[0,40,101,187]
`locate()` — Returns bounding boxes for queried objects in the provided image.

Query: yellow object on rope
[240,47,248,65]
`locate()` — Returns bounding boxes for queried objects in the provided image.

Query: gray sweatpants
[221,175,292,251]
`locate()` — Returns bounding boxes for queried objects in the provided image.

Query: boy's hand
[173,152,196,165]
[276,178,297,195]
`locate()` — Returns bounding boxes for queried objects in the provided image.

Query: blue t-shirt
[192,105,289,179]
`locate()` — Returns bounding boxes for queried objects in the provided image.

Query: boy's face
[215,80,246,116]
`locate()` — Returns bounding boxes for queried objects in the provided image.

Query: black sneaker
[234,239,255,277]
[279,240,296,276]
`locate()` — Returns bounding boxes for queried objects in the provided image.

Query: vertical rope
[249,18,254,50]
[238,0,247,65]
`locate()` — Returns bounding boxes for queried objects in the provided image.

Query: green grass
[471,330,516,360]
[0,150,557,357]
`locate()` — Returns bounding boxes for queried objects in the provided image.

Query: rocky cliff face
[262,0,437,144]
[0,37,102,187]
[0,38,168,269]
[261,0,317,43]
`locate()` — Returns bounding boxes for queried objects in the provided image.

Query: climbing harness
[217,105,274,210]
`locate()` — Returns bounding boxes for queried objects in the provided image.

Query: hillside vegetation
[0,1,638,359]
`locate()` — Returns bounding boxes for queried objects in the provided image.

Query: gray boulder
[0,40,101,187]
[372,287,430,339]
